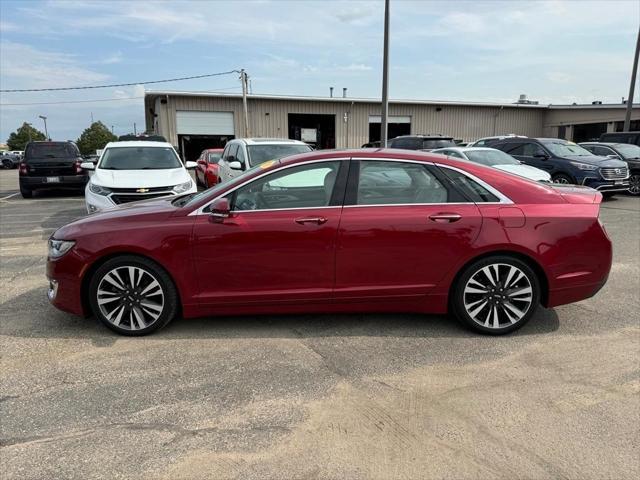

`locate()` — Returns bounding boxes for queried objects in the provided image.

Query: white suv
[217,138,312,183]
[82,141,197,213]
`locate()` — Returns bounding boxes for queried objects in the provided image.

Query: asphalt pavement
[1,168,638,479]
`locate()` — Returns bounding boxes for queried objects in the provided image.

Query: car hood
[91,167,190,188]
[560,154,627,168]
[493,164,551,181]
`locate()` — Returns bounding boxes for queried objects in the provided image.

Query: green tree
[76,121,117,155]
[6,122,46,150]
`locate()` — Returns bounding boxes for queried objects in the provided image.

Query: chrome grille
[600,167,628,180]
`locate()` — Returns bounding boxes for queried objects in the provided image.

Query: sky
[0,0,638,142]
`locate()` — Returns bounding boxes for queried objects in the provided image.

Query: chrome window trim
[189,157,351,216]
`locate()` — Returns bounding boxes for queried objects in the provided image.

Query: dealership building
[144,91,640,162]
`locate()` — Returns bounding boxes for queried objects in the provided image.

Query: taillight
[74,160,83,174]
[19,162,27,175]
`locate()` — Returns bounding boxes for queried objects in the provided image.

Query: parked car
[599,131,640,146]
[361,141,381,148]
[432,147,551,182]
[195,148,224,188]
[1,152,21,169]
[19,141,88,198]
[580,142,640,195]
[467,135,527,148]
[217,138,312,183]
[82,141,197,214]
[388,135,456,151]
[47,149,612,337]
[491,138,629,196]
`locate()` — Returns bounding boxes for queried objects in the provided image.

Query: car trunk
[551,184,603,204]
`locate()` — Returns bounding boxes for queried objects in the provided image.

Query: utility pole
[25,122,33,143]
[380,0,390,147]
[624,27,640,132]
[111,125,114,134]
[240,69,251,137]
[133,122,137,135]
[91,112,94,123]
[39,115,49,140]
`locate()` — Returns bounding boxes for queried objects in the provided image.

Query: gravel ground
[1,168,638,480]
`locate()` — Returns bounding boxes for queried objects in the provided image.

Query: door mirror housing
[185,161,197,169]
[209,197,230,223]
[80,162,95,170]
[228,161,242,170]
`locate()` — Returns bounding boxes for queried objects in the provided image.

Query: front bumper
[20,174,88,190]
[46,251,87,317]
[581,178,630,192]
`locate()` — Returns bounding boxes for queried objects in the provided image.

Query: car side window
[506,142,544,157]
[391,138,420,149]
[356,161,448,205]
[448,151,465,159]
[227,144,238,161]
[439,167,500,203]
[593,146,614,157]
[229,161,341,211]
[235,145,247,167]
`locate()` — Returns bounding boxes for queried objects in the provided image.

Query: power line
[0,70,240,93]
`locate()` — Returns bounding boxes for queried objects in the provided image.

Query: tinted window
[25,143,79,161]
[390,138,421,149]
[226,143,239,160]
[246,144,312,166]
[504,142,545,157]
[99,147,182,170]
[590,146,614,156]
[422,139,456,149]
[231,161,341,211]
[439,167,499,202]
[357,161,448,204]
[235,145,247,166]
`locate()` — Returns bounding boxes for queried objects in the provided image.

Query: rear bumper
[20,175,88,190]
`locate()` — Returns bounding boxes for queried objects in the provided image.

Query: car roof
[232,138,308,145]
[434,147,499,153]
[392,134,454,140]
[579,142,625,147]
[104,141,174,148]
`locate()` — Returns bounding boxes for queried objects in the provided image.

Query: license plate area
[45,177,61,183]
[614,180,624,185]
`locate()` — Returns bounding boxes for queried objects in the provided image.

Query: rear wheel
[628,172,640,196]
[452,256,540,335]
[89,255,178,336]
[2,159,12,169]
[552,173,573,184]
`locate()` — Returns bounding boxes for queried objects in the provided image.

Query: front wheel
[628,173,640,196]
[89,255,178,336]
[451,256,541,335]
[20,185,32,198]
[552,173,573,184]
[2,159,12,169]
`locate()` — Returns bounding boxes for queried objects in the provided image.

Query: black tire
[88,255,178,336]
[2,159,12,169]
[628,172,640,196]
[451,255,541,335]
[20,185,33,198]
[602,192,616,199]
[551,173,574,185]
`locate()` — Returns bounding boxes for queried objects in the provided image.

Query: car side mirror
[606,154,621,160]
[209,197,230,223]
[80,162,95,170]
[185,161,197,169]
[228,161,242,170]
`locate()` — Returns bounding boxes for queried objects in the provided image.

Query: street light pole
[380,0,390,147]
[240,69,251,137]
[624,27,640,132]
[39,115,49,140]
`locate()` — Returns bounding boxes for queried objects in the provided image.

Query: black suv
[19,141,88,198]
[599,131,640,146]
[491,138,629,196]
[388,135,456,151]
[580,142,640,195]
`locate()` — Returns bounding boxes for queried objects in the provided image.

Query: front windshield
[465,149,520,166]
[542,141,592,157]
[99,146,182,170]
[615,144,640,159]
[247,144,311,166]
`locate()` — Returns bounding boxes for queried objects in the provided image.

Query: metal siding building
[144,91,639,159]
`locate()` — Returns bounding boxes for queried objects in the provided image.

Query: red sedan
[194,148,224,188]
[47,149,612,336]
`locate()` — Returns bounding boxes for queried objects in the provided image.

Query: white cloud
[99,51,123,65]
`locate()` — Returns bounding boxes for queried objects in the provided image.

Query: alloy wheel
[96,266,165,331]
[552,176,570,184]
[463,263,533,329]
[629,174,640,196]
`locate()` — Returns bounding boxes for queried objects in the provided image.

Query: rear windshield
[423,139,456,149]
[208,152,222,163]
[247,144,312,166]
[99,146,182,170]
[465,149,520,166]
[25,143,79,161]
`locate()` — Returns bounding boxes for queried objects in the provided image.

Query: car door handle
[295,216,328,225]
[429,213,462,223]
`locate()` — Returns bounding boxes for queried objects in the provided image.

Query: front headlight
[48,239,75,259]
[569,161,598,171]
[89,182,112,196]
[173,180,192,194]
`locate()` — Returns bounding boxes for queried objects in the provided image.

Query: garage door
[176,111,235,135]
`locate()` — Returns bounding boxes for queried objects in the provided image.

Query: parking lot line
[0,192,19,201]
